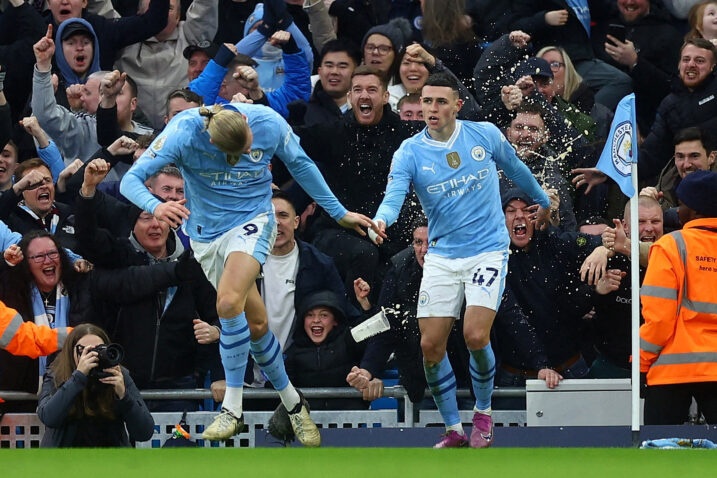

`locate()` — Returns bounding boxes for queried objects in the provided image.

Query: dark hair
[272,189,297,215]
[12,231,77,318]
[681,38,717,60]
[351,65,388,90]
[50,323,117,420]
[515,101,547,119]
[165,88,202,115]
[674,126,716,152]
[124,73,138,99]
[423,72,460,94]
[320,39,362,69]
[410,214,428,232]
[15,158,51,180]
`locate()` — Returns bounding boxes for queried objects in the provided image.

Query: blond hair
[199,104,250,159]
[537,46,583,100]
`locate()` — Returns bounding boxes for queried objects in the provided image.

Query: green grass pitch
[3,448,716,478]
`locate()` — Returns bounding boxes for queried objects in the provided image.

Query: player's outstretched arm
[338,212,387,241]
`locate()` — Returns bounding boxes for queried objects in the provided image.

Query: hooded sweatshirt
[55,18,101,86]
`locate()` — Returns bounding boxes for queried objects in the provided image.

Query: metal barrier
[0,387,528,448]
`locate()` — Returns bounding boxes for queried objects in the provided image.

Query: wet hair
[199,104,250,157]
[673,126,716,152]
[514,102,547,120]
[50,323,117,420]
[351,65,388,90]
[686,1,717,41]
[320,39,362,68]
[271,189,297,215]
[14,158,51,180]
[410,214,428,232]
[165,88,202,115]
[423,72,460,95]
[536,45,583,100]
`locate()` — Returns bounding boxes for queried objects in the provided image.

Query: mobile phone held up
[607,24,626,44]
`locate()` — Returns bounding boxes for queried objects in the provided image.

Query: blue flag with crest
[596,94,637,197]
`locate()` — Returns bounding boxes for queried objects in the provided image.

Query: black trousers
[644,381,717,425]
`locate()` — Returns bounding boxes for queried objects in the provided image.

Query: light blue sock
[424,354,460,427]
[469,343,496,411]
[250,330,289,391]
[219,313,251,388]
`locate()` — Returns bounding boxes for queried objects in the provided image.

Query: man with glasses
[0,159,79,252]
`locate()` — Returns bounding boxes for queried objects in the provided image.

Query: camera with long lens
[88,343,124,380]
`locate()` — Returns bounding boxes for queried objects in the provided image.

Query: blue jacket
[188,49,311,119]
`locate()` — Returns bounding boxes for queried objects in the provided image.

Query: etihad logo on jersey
[426,168,491,195]
[199,170,265,182]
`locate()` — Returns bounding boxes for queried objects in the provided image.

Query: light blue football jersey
[121,103,347,242]
[375,120,550,258]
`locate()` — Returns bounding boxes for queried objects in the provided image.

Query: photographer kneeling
[37,324,154,447]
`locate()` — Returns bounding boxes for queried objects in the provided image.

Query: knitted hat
[361,17,413,57]
[676,169,717,217]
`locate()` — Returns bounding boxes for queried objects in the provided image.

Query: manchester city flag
[596,93,637,197]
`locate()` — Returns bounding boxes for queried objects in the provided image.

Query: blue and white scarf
[565,0,591,37]
[32,283,69,377]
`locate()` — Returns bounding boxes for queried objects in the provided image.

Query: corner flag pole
[629,161,640,445]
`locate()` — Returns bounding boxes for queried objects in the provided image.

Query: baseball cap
[183,41,220,60]
[514,57,554,79]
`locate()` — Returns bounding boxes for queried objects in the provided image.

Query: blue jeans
[575,59,633,111]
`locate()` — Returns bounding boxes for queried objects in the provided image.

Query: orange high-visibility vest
[640,218,717,385]
[0,299,70,359]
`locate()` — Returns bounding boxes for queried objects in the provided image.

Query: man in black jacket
[288,38,361,127]
[73,158,223,411]
[295,66,421,298]
[591,0,682,131]
[639,38,717,184]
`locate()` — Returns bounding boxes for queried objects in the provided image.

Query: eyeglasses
[548,61,565,71]
[27,250,59,263]
[364,44,393,55]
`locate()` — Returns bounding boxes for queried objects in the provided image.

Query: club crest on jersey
[418,291,430,306]
[152,136,167,152]
[471,146,486,161]
[249,149,263,162]
[446,152,461,169]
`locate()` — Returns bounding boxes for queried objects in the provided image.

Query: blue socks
[469,343,496,411]
[424,354,460,427]
[250,330,289,391]
[219,313,251,388]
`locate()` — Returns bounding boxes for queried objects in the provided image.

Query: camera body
[88,343,125,379]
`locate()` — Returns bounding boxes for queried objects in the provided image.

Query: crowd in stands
[1,0,717,423]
